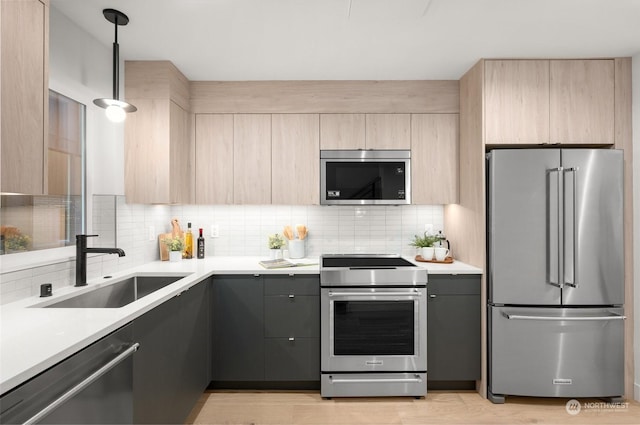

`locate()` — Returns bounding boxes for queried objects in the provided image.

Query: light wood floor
[185,390,640,425]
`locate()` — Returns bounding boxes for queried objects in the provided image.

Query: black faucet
[75,234,125,287]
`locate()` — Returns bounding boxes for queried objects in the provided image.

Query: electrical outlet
[210,224,219,238]
[149,226,155,241]
[424,223,433,234]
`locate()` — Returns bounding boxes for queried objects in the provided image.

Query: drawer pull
[288,337,295,341]
[429,294,437,299]
[288,294,295,298]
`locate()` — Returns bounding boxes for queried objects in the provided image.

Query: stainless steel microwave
[320,150,411,205]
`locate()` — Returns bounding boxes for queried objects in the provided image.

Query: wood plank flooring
[186,390,640,425]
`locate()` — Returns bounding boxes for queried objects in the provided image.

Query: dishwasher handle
[23,342,140,425]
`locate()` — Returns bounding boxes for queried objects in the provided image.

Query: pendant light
[93,8,136,122]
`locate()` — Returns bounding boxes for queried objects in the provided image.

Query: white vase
[270,249,282,260]
[421,247,435,260]
[169,250,182,262]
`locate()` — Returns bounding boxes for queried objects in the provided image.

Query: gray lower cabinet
[133,279,210,424]
[211,274,320,387]
[427,274,481,388]
[264,275,320,382]
[211,275,264,381]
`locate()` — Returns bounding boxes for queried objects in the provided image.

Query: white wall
[633,53,640,402]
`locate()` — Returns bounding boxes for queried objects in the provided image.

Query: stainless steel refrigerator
[486,149,625,404]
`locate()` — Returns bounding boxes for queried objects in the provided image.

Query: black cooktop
[321,256,416,268]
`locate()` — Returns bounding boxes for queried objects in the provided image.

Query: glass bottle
[183,222,193,259]
[197,228,205,259]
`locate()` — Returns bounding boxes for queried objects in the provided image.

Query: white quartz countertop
[0,255,481,394]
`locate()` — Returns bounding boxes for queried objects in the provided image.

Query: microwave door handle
[547,167,562,288]
[563,167,578,288]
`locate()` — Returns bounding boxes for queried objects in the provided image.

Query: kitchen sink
[41,274,190,308]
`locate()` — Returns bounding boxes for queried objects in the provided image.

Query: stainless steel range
[320,254,428,398]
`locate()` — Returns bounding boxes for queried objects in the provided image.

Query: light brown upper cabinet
[125,61,193,204]
[485,60,549,145]
[319,113,410,150]
[411,114,459,204]
[550,60,614,144]
[1,0,49,194]
[320,114,365,150]
[365,114,411,149]
[233,114,271,204]
[194,114,234,204]
[272,114,320,205]
[484,59,615,146]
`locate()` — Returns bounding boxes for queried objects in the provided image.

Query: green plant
[409,232,439,248]
[268,233,286,249]
[163,236,185,252]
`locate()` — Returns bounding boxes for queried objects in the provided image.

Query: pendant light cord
[112,15,119,100]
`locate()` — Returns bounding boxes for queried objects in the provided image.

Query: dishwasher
[0,324,139,424]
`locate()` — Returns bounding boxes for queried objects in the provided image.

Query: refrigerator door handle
[547,167,562,288]
[505,313,625,321]
[564,167,579,288]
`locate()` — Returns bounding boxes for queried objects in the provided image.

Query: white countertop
[0,255,481,394]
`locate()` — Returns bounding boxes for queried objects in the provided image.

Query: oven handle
[329,375,423,384]
[328,290,422,297]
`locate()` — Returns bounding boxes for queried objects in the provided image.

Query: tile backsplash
[0,197,443,304]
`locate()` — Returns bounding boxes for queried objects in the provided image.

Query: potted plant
[163,236,185,262]
[267,233,286,259]
[410,232,439,260]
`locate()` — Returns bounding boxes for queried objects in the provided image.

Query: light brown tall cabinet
[124,61,193,204]
[1,0,49,194]
[445,57,633,399]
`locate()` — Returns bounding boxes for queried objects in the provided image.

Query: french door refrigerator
[486,149,625,404]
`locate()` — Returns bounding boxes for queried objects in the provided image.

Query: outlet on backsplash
[210,224,219,238]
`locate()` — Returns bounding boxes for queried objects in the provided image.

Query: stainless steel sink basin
[42,274,190,308]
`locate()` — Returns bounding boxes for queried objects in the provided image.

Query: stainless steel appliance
[487,149,625,403]
[320,150,411,205]
[320,254,428,397]
[0,324,138,424]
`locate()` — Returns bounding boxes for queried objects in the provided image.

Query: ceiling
[51,0,640,81]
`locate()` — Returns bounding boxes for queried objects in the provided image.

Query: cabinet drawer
[264,275,319,296]
[428,275,480,295]
[264,295,319,337]
[265,338,320,381]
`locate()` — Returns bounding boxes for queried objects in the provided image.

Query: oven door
[321,287,426,372]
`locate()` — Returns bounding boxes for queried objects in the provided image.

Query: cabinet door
[550,60,615,144]
[365,114,410,149]
[264,295,319,338]
[176,281,210,422]
[320,114,366,150]
[427,275,481,382]
[125,98,171,204]
[133,295,182,424]
[411,114,459,204]
[271,114,319,204]
[211,275,264,381]
[265,338,320,381]
[1,0,47,194]
[233,114,271,204]
[195,114,234,204]
[263,274,319,296]
[484,60,550,145]
[169,101,193,204]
